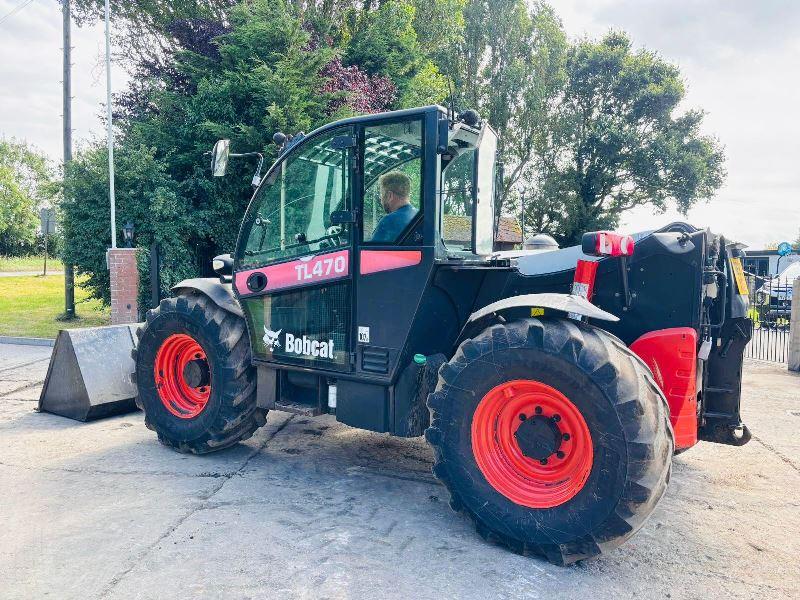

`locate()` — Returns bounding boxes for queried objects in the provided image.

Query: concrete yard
[1,342,798,599]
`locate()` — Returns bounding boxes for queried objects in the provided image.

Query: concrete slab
[0,342,52,370]
[0,355,798,600]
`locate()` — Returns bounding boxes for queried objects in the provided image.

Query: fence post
[787,278,800,371]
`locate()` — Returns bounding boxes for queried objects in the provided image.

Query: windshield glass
[238,127,352,268]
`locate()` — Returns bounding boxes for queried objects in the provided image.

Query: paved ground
[1,343,798,600]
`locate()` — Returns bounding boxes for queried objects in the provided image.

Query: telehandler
[133,105,751,564]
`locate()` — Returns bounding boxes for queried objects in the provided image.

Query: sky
[0,0,798,249]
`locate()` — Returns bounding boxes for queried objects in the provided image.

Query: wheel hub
[514,414,562,461]
[182,358,210,389]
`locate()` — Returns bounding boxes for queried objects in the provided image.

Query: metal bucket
[37,324,140,421]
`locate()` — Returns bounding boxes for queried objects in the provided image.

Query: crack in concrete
[751,433,800,474]
[0,357,49,375]
[96,414,294,599]
[0,459,248,479]
[0,379,44,400]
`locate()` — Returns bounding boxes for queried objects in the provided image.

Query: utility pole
[63,0,75,318]
[105,0,117,248]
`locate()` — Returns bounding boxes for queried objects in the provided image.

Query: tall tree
[63,0,406,303]
[520,32,725,244]
[448,1,567,218]
[342,1,448,107]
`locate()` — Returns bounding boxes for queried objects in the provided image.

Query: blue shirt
[371,204,418,243]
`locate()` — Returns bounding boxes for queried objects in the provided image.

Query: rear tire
[426,317,673,565]
[133,293,266,454]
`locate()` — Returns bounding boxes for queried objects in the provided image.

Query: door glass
[474,128,497,255]
[441,149,476,252]
[239,127,352,268]
[362,119,423,244]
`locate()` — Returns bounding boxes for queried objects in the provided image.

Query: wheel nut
[552,414,561,422]
[535,406,543,415]
[539,458,548,465]
[562,433,570,441]
[556,451,565,459]
[519,414,527,421]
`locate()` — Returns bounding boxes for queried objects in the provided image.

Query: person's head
[378,171,412,213]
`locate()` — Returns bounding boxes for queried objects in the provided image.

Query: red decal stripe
[360,250,422,275]
[235,249,349,296]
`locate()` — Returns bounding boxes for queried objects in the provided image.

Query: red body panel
[630,327,698,450]
[234,249,349,296]
[360,250,422,275]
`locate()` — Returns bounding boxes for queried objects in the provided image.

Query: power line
[0,0,36,26]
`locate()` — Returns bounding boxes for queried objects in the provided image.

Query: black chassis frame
[223,105,749,445]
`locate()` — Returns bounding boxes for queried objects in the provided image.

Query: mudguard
[467,293,620,323]
[172,278,243,318]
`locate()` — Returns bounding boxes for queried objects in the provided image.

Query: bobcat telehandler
[132,105,752,565]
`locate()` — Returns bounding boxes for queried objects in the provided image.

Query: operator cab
[219,106,500,430]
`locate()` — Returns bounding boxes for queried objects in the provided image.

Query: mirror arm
[228,151,265,188]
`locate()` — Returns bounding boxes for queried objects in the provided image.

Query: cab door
[233,125,356,372]
[351,114,436,383]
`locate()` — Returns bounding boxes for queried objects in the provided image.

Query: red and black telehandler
[131,105,751,565]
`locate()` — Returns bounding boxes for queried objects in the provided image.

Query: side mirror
[212,253,233,281]
[211,139,231,177]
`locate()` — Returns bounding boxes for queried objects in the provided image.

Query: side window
[362,119,423,244]
[441,149,476,252]
[239,127,352,268]
[474,129,497,255]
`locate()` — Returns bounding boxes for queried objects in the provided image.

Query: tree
[64,0,408,305]
[521,32,725,244]
[445,1,568,221]
[62,145,186,303]
[64,1,234,70]
[0,139,53,256]
[342,1,448,107]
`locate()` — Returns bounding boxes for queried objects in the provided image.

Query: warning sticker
[730,257,749,296]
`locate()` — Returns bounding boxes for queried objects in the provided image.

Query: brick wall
[108,248,139,325]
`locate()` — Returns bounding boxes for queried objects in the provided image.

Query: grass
[0,275,110,338]
[0,255,65,273]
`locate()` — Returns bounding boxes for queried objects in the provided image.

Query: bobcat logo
[262,327,282,350]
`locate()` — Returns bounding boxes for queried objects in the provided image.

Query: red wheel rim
[471,380,593,509]
[154,334,211,419]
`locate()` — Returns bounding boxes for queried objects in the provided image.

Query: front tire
[133,293,266,454]
[426,318,673,565]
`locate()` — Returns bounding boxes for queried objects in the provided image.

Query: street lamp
[122,222,135,248]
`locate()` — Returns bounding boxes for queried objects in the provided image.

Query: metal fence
[744,273,795,362]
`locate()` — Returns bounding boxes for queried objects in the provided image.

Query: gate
[744,272,795,362]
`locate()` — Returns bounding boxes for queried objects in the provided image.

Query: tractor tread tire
[425,317,674,565]
[133,292,266,454]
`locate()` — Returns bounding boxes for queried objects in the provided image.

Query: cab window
[362,119,423,244]
[239,127,352,268]
[441,149,476,252]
